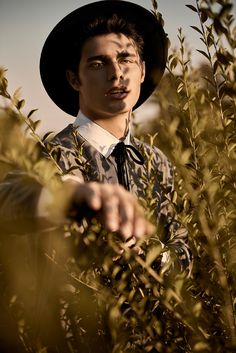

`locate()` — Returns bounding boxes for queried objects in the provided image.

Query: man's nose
[107,61,123,81]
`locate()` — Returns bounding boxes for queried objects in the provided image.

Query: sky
[1,0,235,134]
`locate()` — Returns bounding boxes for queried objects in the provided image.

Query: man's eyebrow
[86,51,137,62]
[117,51,136,58]
[87,55,108,62]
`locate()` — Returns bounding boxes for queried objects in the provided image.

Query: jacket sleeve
[0,171,45,234]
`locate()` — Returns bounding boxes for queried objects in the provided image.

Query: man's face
[67,33,145,120]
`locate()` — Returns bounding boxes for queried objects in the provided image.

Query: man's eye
[90,62,104,69]
[120,58,134,64]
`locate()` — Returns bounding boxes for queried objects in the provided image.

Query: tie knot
[112,142,145,165]
[112,142,126,164]
[111,141,145,191]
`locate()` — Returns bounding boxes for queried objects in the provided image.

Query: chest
[59,140,164,214]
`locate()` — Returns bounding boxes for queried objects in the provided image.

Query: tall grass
[0,0,235,352]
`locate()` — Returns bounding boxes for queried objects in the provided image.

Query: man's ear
[140,61,145,83]
[66,70,80,91]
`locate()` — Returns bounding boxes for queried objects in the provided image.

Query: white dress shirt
[73,110,131,158]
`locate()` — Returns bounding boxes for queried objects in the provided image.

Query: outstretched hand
[66,181,154,241]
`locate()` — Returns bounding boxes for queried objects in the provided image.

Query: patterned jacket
[52,124,193,275]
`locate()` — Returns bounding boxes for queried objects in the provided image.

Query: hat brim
[40,0,168,117]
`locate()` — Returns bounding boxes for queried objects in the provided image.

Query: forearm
[0,171,84,234]
[0,171,43,233]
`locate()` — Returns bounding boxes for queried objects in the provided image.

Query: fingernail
[134,225,145,239]
[90,197,101,210]
[121,224,132,240]
[108,220,118,232]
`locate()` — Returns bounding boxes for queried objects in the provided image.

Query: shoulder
[51,124,75,149]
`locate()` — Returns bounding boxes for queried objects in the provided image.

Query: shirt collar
[73,110,131,158]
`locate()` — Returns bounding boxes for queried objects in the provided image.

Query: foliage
[0,0,236,352]
[140,0,236,351]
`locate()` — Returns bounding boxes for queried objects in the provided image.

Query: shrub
[0,0,235,352]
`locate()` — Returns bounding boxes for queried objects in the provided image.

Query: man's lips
[105,86,130,99]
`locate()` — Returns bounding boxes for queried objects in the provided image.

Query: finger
[116,188,135,240]
[146,221,156,236]
[100,187,120,232]
[132,204,147,239]
[132,204,155,240]
[76,182,102,210]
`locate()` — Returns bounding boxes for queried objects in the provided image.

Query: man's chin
[106,100,136,115]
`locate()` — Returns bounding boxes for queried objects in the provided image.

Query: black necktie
[111,141,145,191]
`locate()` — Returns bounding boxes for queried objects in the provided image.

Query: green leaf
[229,143,236,152]
[66,165,80,173]
[171,190,178,204]
[170,57,178,70]
[182,102,189,111]
[27,109,38,118]
[206,32,214,47]
[152,0,158,11]
[190,26,203,35]
[216,51,233,65]
[193,342,210,351]
[177,82,184,93]
[185,4,198,13]
[213,18,228,36]
[193,302,202,317]
[53,148,61,164]
[32,119,41,131]
[16,99,25,110]
[219,84,226,99]
[13,87,21,100]
[146,245,162,266]
[42,131,54,142]
[1,77,8,92]
[203,76,215,88]
[196,49,210,60]
[225,118,233,127]
[213,60,219,74]
[200,10,208,23]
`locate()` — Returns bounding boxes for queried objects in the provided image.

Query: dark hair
[68,14,144,71]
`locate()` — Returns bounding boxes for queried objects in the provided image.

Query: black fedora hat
[40,0,168,116]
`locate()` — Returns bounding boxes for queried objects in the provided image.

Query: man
[0,1,192,352]
[39,0,192,273]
